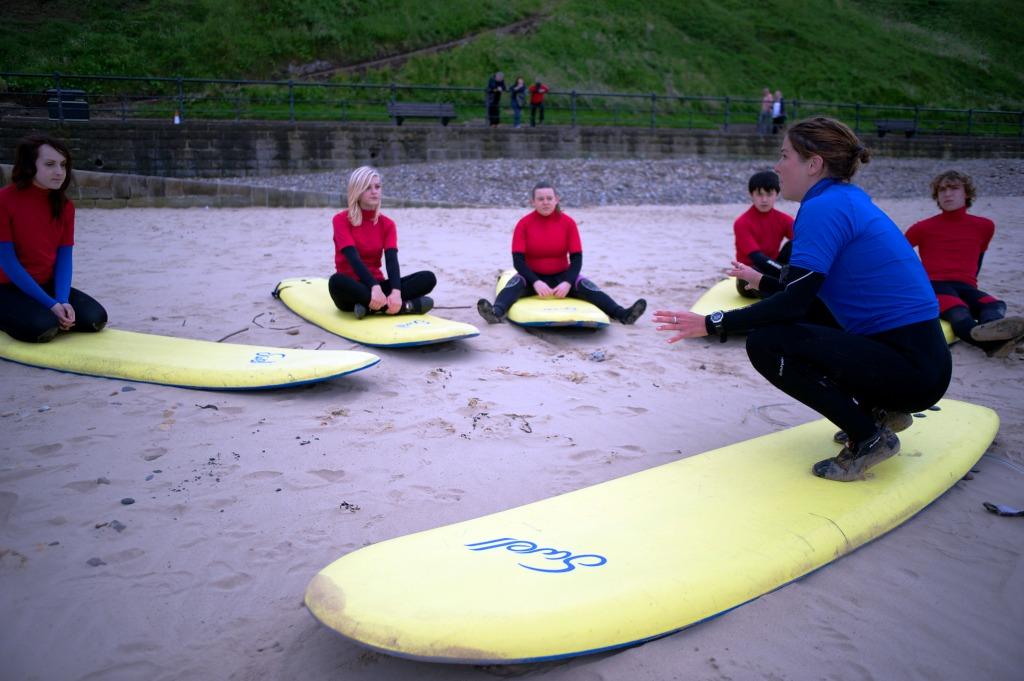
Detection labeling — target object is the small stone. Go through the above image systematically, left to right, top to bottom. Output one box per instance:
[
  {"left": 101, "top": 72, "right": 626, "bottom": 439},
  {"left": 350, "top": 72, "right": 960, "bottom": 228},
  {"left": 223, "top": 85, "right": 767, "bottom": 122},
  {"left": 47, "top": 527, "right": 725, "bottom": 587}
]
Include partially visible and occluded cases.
[
  {"left": 285, "top": 328, "right": 299, "bottom": 335},
  {"left": 588, "top": 350, "right": 606, "bottom": 362},
  {"left": 121, "top": 386, "right": 137, "bottom": 392},
  {"left": 38, "top": 405, "right": 50, "bottom": 412},
  {"left": 145, "top": 474, "right": 154, "bottom": 481},
  {"left": 97, "top": 477, "right": 111, "bottom": 485},
  {"left": 120, "top": 497, "right": 135, "bottom": 505},
  {"left": 110, "top": 520, "right": 127, "bottom": 532},
  {"left": 48, "top": 541, "right": 60, "bottom": 546},
  {"left": 86, "top": 557, "right": 106, "bottom": 567}
]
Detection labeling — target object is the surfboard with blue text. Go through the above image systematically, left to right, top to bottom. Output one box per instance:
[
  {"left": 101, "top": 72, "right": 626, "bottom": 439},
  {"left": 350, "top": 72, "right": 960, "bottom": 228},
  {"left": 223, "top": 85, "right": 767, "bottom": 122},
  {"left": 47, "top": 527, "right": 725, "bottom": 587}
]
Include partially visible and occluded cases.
[
  {"left": 497, "top": 270, "right": 610, "bottom": 328},
  {"left": 274, "top": 277, "right": 478, "bottom": 348},
  {"left": 691, "top": 278, "right": 956, "bottom": 343},
  {"left": 0, "top": 329, "right": 379, "bottom": 390},
  {"left": 305, "top": 399, "right": 996, "bottom": 663}
]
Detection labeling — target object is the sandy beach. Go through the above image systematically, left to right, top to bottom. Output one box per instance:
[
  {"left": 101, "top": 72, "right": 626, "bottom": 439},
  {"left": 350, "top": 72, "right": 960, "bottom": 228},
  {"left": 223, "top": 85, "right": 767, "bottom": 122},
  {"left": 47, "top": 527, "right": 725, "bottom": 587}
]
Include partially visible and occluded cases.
[{"left": 2, "top": 196, "right": 1022, "bottom": 681}]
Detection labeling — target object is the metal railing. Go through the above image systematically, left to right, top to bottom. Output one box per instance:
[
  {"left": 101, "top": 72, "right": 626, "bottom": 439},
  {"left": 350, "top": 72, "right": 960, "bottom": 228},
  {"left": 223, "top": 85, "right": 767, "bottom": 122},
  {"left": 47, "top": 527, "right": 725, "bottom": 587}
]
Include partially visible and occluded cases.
[{"left": 2, "top": 71, "right": 1022, "bottom": 137}]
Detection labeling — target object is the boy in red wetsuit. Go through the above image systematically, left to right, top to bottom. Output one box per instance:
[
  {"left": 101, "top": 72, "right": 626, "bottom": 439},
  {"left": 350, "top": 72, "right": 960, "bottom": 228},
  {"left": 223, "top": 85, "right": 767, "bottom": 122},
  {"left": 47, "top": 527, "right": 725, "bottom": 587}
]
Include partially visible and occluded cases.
[
  {"left": 528, "top": 80, "right": 549, "bottom": 127},
  {"left": 731, "top": 170, "right": 794, "bottom": 298},
  {"left": 905, "top": 170, "right": 1023, "bottom": 357}
]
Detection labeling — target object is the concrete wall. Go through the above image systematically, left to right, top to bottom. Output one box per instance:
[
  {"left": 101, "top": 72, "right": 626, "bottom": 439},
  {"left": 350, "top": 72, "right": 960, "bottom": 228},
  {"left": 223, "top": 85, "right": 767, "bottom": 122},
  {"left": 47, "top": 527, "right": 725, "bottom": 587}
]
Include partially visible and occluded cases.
[{"left": 2, "top": 117, "right": 1022, "bottom": 180}]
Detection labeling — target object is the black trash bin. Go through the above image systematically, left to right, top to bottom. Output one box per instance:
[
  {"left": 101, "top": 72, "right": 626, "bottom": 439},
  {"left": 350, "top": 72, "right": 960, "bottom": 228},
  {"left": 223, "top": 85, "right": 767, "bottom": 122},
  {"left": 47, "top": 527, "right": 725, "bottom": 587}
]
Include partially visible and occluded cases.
[{"left": 46, "top": 89, "right": 89, "bottom": 121}]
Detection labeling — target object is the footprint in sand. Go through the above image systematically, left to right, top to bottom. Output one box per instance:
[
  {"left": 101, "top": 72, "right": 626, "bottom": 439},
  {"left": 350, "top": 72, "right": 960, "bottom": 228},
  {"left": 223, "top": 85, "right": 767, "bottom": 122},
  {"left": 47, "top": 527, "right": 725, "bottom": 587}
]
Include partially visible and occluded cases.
[
  {"left": 571, "top": 405, "right": 601, "bottom": 415},
  {"left": 29, "top": 443, "right": 63, "bottom": 457},
  {"left": 308, "top": 469, "right": 347, "bottom": 483},
  {"left": 243, "top": 471, "right": 283, "bottom": 481},
  {"left": 63, "top": 479, "right": 107, "bottom": 493},
  {"left": 0, "top": 491, "right": 17, "bottom": 525}
]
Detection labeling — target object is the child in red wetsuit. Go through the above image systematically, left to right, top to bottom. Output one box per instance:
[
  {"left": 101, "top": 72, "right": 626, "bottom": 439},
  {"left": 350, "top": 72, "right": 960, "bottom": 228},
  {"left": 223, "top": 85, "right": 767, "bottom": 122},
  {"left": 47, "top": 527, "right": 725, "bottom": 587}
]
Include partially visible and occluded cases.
[
  {"left": 0, "top": 135, "right": 106, "bottom": 343},
  {"left": 326, "top": 166, "right": 436, "bottom": 319},
  {"left": 731, "top": 170, "right": 794, "bottom": 298},
  {"left": 905, "top": 170, "right": 1023, "bottom": 357},
  {"left": 476, "top": 182, "right": 645, "bottom": 325}
]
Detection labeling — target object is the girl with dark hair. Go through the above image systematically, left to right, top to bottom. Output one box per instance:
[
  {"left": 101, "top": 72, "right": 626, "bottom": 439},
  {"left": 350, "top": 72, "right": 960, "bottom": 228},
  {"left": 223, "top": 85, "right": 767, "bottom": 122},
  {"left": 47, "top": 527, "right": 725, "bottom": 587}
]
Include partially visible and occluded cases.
[
  {"left": 654, "top": 117, "right": 950, "bottom": 482},
  {"left": 0, "top": 135, "right": 107, "bottom": 343},
  {"left": 477, "top": 182, "right": 646, "bottom": 325}
]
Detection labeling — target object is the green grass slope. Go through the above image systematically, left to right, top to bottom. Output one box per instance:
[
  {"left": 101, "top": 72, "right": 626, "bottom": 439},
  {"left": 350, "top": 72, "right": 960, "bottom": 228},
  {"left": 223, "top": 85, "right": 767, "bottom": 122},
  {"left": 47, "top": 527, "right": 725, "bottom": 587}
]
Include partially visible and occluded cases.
[{"left": 2, "top": 0, "right": 1021, "bottom": 108}]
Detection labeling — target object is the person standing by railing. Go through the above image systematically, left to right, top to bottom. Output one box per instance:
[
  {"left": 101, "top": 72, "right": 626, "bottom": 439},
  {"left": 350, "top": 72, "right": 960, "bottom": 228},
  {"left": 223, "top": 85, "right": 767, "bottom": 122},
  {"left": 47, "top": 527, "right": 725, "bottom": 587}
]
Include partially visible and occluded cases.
[
  {"left": 486, "top": 71, "right": 506, "bottom": 127},
  {"left": 510, "top": 77, "right": 526, "bottom": 129},
  {"left": 529, "top": 79, "right": 549, "bottom": 127},
  {"left": 757, "top": 87, "right": 773, "bottom": 135}
]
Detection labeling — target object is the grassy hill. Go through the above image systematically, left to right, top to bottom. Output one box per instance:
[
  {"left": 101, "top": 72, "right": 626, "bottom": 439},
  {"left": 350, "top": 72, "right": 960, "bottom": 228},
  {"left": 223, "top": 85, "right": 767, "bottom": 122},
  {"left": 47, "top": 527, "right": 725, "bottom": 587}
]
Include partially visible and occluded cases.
[{"left": 2, "top": 0, "right": 1022, "bottom": 108}]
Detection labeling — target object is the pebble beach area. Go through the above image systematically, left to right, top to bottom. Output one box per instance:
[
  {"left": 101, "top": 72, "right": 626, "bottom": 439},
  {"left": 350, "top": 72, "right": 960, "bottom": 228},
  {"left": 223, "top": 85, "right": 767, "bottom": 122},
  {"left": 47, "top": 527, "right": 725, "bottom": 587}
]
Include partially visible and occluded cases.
[{"left": 223, "top": 156, "right": 1024, "bottom": 207}]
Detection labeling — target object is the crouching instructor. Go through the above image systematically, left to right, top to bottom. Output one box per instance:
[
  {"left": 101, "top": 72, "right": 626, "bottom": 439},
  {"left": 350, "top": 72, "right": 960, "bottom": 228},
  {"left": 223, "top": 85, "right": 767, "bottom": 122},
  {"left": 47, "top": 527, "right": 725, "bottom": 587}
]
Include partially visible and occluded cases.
[{"left": 655, "top": 117, "right": 950, "bottom": 482}]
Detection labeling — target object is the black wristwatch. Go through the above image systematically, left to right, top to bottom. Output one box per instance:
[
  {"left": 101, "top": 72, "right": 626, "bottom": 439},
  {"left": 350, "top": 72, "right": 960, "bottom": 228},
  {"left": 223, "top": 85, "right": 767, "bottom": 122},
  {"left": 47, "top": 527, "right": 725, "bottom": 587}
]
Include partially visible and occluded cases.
[{"left": 708, "top": 310, "right": 727, "bottom": 343}]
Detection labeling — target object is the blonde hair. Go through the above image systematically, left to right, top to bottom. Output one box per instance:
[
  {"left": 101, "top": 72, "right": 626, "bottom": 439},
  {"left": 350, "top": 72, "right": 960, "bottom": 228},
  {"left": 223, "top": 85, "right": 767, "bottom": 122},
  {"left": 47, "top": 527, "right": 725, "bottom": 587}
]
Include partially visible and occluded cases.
[{"left": 346, "top": 166, "right": 381, "bottom": 226}]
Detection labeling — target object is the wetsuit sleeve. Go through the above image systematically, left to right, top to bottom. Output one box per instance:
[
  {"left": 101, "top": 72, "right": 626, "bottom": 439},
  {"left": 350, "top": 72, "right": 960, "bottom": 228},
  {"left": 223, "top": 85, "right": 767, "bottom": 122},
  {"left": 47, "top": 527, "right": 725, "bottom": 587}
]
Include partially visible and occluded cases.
[
  {"left": 733, "top": 216, "right": 760, "bottom": 263},
  {"left": 904, "top": 222, "right": 921, "bottom": 247},
  {"left": 0, "top": 242, "right": 58, "bottom": 308},
  {"left": 54, "top": 245, "right": 73, "bottom": 304},
  {"left": 340, "top": 246, "right": 379, "bottom": 288},
  {"left": 384, "top": 248, "right": 401, "bottom": 290},
  {"left": 748, "top": 250, "right": 783, "bottom": 275},
  {"left": 512, "top": 252, "right": 540, "bottom": 285},
  {"left": 565, "top": 252, "right": 582, "bottom": 285},
  {"left": 706, "top": 265, "right": 826, "bottom": 335},
  {"left": 756, "top": 273, "right": 783, "bottom": 296}
]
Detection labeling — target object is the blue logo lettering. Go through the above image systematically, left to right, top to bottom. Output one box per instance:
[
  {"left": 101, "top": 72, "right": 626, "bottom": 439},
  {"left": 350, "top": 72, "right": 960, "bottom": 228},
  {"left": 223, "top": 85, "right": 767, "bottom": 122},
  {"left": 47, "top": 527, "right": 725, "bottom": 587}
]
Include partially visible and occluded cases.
[
  {"left": 250, "top": 351, "right": 286, "bottom": 364},
  {"left": 465, "top": 537, "right": 607, "bottom": 573}
]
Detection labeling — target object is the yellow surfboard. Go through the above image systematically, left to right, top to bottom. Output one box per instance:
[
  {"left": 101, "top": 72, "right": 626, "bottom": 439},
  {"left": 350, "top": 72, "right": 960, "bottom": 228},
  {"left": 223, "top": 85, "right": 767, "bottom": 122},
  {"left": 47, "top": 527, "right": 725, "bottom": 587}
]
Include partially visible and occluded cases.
[
  {"left": 497, "top": 270, "right": 610, "bottom": 328},
  {"left": 273, "top": 278, "right": 479, "bottom": 347},
  {"left": 691, "top": 278, "right": 956, "bottom": 343},
  {"left": 0, "top": 329, "right": 379, "bottom": 390},
  {"left": 306, "top": 399, "right": 997, "bottom": 663}
]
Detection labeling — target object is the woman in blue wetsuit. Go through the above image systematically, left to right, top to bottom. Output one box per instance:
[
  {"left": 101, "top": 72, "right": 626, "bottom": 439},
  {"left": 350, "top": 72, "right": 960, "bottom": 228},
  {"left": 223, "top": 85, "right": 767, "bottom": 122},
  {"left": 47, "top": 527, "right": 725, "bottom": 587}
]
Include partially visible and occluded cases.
[{"left": 654, "top": 117, "right": 951, "bottom": 482}]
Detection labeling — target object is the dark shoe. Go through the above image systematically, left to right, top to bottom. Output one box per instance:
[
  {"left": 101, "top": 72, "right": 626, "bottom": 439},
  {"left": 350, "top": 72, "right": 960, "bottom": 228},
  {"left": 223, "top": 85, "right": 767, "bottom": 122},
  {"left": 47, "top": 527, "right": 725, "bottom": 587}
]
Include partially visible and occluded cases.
[
  {"left": 402, "top": 296, "right": 434, "bottom": 315},
  {"left": 477, "top": 298, "right": 504, "bottom": 324},
  {"left": 619, "top": 299, "right": 647, "bottom": 325},
  {"left": 352, "top": 303, "right": 368, "bottom": 320},
  {"left": 970, "top": 316, "right": 1024, "bottom": 342},
  {"left": 833, "top": 408, "right": 914, "bottom": 444},
  {"left": 814, "top": 428, "right": 900, "bottom": 482}
]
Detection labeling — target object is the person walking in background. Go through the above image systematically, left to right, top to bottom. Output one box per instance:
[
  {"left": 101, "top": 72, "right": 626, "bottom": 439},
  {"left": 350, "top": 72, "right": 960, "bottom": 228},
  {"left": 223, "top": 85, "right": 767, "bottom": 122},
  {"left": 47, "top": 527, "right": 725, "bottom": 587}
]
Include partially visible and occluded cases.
[
  {"left": 486, "top": 71, "right": 506, "bottom": 127},
  {"left": 510, "top": 77, "right": 526, "bottom": 129},
  {"left": 529, "top": 79, "right": 549, "bottom": 127},
  {"left": 757, "top": 87, "right": 773, "bottom": 135},
  {"left": 772, "top": 90, "right": 787, "bottom": 133}
]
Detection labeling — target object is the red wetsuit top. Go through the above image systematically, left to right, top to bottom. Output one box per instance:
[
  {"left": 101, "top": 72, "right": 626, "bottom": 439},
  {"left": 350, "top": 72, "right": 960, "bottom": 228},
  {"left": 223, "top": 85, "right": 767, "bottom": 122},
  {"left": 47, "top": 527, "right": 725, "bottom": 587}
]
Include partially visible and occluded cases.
[
  {"left": 528, "top": 84, "right": 549, "bottom": 104},
  {"left": 0, "top": 183, "right": 74, "bottom": 284},
  {"left": 732, "top": 205, "right": 793, "bottom": 266},
  {"left": 905, "top": 207, "right": 994, "bottom": 288},
  {"left": 332, "top": 208, "right": 397, "bottom": 281},
  {"left": 511, "top": 210, "right": 582, "bottom": 275}
]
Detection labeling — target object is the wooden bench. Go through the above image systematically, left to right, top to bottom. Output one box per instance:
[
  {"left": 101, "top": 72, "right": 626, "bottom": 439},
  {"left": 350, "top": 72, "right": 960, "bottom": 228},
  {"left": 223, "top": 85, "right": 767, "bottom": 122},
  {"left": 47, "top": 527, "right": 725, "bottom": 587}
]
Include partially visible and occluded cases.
[
  {"left": 386, "top": 102, "right": 456, "bottom": 126},
  {"left": 875, "top": 119, "right": 917, "bottom": 138}
]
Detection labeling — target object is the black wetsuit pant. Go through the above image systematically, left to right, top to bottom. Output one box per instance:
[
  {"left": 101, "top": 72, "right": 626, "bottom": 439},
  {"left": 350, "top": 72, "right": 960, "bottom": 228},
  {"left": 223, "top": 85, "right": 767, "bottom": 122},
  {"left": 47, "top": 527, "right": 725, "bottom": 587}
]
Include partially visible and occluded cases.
[
  {"left": 328, "top": 271, "right": 436, "bottom": 311},
  {"left": 493, "top": 271, "right": 626, "bottom": 321},
  {"left": 932, "top": 279, "right": 1006, "bottom": 352},
  {"left": 0, "top": 282, "right": 107, "bottom": 343},
  {"left": 746, "top": 318, "right": 951, "bottom": 444}
]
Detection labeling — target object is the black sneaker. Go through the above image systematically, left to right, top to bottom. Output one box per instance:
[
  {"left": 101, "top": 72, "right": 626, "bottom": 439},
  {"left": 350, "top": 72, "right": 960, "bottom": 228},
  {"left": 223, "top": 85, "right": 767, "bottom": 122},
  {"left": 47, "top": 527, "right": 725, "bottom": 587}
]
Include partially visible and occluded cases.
[
  {"left": 402, "top": 296, "right": 434, "bottom": 315},
  {"left": 477, "top": 299, "right": 504, "bottom": 324},
  {"left": 619, "top": 299, "right": 647, "bottom": 325},
  {"left": 352, "top": 303, "right": 368, "bottom": 320},
  {"left": 833, "top": 408, "right": 914, "bottom": 444},
  {"left": 814, "top": 428, "right": 900, "bottom": 482}
]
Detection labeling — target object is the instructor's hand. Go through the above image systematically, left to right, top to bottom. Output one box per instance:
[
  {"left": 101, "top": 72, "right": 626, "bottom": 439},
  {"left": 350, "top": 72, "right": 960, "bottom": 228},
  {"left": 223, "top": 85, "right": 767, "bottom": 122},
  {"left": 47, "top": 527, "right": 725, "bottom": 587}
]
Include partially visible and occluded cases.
[
  {"left": 533, "top": 280, "right": 555, "bottom": 297},
  {"left": 369, "top": 285, "right": 388, "bottom": 311},
  {"left": 385, "top": 289, "right": 403, "bottom": 315},
  {"left": 50, "top": 302, "right": 75, "bottom": 330},
  {"left": 653, "top": 310, "right": 708, "bottom": 344}
]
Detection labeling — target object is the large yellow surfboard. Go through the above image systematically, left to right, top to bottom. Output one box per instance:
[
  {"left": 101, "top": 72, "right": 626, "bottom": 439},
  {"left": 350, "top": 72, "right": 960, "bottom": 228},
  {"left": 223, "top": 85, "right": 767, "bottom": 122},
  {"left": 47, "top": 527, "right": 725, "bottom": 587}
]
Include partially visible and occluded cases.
[
  {"left": 497, "top": 270, "right": 610, "bottom": 328},
  {"left": 274, "top": 278, "right": 479, "bottom": 347},
  {"left": 691, "top": 278, "right": 956, "bottom": 344},
  {"left": 0, "top": 329, "right": 379, "bottom": 390},
  {"left": 306, "top": 399, "right": 997, "bottom": 663}
]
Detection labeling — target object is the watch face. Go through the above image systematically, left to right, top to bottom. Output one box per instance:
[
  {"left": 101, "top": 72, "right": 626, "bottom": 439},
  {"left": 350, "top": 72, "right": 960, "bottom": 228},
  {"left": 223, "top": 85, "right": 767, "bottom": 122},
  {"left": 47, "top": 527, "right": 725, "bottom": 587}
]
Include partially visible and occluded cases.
[{"left": 710, "top": 310, "right": 724, "bottom": 323}]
